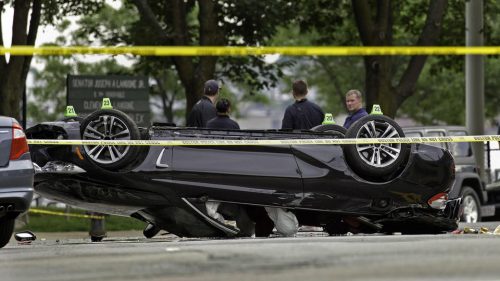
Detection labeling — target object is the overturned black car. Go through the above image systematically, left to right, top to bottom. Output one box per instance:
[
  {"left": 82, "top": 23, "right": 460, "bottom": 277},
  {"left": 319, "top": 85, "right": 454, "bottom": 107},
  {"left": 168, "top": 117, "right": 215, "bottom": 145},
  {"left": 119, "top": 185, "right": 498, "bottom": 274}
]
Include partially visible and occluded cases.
[{"left": 27, "top": 109, "right": 461, "bottom": 238}]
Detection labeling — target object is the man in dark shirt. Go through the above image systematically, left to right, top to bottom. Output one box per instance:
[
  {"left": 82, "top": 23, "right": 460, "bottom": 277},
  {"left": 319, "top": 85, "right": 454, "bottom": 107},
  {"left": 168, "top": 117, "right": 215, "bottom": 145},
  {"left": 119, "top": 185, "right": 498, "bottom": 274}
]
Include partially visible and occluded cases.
[
  {"left": 186, "top": 79, "right": 219, "bottom": 127},
  {"left": 281, "top": 80, "right": 324, "bottom": 130},
  {"left": 343, "top": 89, "right": 368, "bottom": 129},
  {"left": 206, "top": 98, "right": 240, "bottom": 129}
]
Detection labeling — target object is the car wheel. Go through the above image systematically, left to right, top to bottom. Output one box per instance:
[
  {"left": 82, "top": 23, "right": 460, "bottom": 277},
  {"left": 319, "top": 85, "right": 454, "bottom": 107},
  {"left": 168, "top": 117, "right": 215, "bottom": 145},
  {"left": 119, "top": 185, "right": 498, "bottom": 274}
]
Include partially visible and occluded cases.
[
  {"left": 80, "top": 109, "right": 141, "bottom": 170},
  {"left": 343, "top": 115, "right": 410, "bottom": 180},
  {"left": 311, "top": 124, "right": 346, "bottom": 138},
  {"left": 461, "top": 186, "right": 481, "bottom": 223},
  {"left": 0, "top": 218, "right": 15, "bottom": 248},
  {"left": 143, "top": 223, "right": 161, "bottom": 238},
  {"left": 90, "top": 236, "right": 104, "bottom": 242}
]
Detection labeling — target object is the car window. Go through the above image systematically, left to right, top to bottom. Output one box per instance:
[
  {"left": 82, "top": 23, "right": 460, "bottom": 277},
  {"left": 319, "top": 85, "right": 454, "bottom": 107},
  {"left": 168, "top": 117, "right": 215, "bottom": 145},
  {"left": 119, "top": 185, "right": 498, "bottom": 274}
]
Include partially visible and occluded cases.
[
  {"left": 403, "top": 130, "right": 447, "bottom": 148},
  {"left": 448, "top": 130, "right": 472, "bottom": 157},
  {"left": 404, "top": 131, "right": 421, "bottom": 138},
  {"left": 425, "top": 131, "right": 446, "bottom": 149}
]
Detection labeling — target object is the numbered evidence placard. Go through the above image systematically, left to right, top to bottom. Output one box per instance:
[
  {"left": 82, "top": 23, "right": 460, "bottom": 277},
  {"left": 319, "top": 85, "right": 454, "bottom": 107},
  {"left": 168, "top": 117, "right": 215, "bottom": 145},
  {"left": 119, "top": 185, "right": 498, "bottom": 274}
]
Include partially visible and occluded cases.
[{"left": 67, "top": 75, "right": 150, "bottom": 127}]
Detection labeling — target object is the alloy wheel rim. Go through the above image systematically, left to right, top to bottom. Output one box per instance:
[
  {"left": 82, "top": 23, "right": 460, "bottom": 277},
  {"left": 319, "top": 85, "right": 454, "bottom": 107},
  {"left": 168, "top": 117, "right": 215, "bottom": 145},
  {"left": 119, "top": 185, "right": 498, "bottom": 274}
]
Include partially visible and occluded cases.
[
  {"left": 82, "top": 114, "right": 131, "bottom": 164},
  {"left": 355, "top": 120, "right": 401, "bottom": 168},
  {"left": 462, "top": 195, "right": 478, "bottom": 223}
]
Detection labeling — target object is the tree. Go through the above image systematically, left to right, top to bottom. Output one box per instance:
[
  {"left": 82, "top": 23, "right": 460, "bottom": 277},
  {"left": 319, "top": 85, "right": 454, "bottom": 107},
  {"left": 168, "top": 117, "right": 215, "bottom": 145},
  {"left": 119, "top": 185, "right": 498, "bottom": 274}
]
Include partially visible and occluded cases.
[
  {"left": 0, "top": 0, "right": 103, "bottom": 119},
  {"left": 0, "top": 0, "right": 41, "bottom": 119},
  {"left": 128, "top": 0, "right": 296, "bottom": 120},
  {"left": 297, "top": 0, "right": 449, "bottom": 118},
  {"left": 352, "top": 0, "right": 448, "bottom": 117},
  {"left": 72, "top": 2, "right": 187, "bottom": 124},
  {"left": 28, "top": 19, "right": 131, "bottom": 122},
  {"left": 29, "top": 55, "right": 131, "bottom": 122},
  {"left": 401, "top": 56, "right": 500, "bottom": 125}
]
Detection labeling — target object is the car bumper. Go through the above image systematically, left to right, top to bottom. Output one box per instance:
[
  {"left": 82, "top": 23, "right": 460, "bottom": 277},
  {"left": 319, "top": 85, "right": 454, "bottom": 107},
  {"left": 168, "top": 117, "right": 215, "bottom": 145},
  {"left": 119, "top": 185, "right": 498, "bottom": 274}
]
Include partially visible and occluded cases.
[{"left": 0, "top": 159, "right": 34, "bottom": 214}]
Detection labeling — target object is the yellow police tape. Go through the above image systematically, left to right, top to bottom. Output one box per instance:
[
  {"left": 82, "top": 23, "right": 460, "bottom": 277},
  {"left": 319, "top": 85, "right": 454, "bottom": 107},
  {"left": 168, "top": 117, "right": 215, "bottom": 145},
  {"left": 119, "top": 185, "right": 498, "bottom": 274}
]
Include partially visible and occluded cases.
[
  {"left": 2, "top": 46, "right": 500, "bottom": 56},
  {"left": 26, "top": 135, "right": 500, "bottom": 146},
  {"left": 29, "top": 208, "right": 105, "bottom": 220}
]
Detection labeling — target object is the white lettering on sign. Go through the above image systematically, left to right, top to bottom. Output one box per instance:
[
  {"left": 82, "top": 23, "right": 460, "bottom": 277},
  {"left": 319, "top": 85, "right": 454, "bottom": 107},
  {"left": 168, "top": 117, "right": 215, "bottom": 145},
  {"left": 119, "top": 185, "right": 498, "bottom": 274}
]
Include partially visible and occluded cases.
[
  {"left": 72, "top": 79, "right": 94, "bottom": 88},
  {"left": 93, "top": 79, "right": 141, "bottom": 89},
  {"left": 94, "top": 79, "right": 112, "bottom": 88},
  {"left": 115, "top": 79, "right": 137, "bottom": 89},
  {"left": 105, "top": 91, "right": 125, "bottom": 98},
  {"left": 83, "top": 100, "right": 101, "bottom": 110},
  {"left": 116, "top": 101, "right": 135, "bottom": 110}
]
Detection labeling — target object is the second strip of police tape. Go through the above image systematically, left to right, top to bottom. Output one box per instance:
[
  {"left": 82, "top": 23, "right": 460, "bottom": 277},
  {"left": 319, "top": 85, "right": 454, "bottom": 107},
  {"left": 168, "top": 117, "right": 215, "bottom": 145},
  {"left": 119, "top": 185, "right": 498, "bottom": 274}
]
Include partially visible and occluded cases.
[
  {"left": 26, "top": 135, "right": 500, "bottom": 146},
  {"left": 29, "top": 208, "right": 105, "bottom": 220}
]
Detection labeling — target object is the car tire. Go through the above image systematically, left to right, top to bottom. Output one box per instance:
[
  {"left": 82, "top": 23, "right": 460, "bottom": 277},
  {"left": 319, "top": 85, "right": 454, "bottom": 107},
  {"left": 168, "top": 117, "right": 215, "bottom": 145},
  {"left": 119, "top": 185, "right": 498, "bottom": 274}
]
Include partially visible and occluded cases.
[
  {"left": 80, "top": 109, "right": 141, "bottom": 170},
  {"left": 343, "top": 115, "right": 410, "bottom": 181},
  {"left": 311, "top": 124, "right": 347, "bottom": 138},
  {"left": 460, "top": 186, "right": 481, "bottom": 223},
  {"left": 0, "top": 218, "right": 15, "bottom": 248},
  {"left": 143, "top": 223, "right": 161, "bottom": 238},
  {"left": 90, "top": 236, "right": 104, "bottom": 242}
]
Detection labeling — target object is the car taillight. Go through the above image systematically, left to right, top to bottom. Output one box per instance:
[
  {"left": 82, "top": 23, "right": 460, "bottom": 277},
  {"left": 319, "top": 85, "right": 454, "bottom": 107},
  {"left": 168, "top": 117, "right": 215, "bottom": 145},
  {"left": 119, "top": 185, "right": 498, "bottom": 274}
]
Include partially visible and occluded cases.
[
  {"left": 10, "top": 122, "right": 29, "bottom": 160},
  {"left": 428, "top": 192, "right": 448, "bottom": 210}
]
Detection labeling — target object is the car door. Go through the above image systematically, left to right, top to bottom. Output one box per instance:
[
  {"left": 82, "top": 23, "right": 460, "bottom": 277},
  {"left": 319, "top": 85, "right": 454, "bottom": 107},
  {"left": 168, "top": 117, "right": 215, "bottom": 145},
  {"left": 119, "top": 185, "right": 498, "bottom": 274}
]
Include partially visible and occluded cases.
[
  {"left": 170, "top": 144, "right": 303, "bottom": 207},
  {"left": 291, "top": 144, "right": 377, "bottom": 211}
]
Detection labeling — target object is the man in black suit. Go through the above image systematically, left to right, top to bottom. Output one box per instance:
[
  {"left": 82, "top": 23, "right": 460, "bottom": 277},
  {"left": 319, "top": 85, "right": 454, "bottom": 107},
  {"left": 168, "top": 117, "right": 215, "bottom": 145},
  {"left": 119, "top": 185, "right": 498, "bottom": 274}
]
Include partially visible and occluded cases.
[
  {"left": 186, "top": 79, "right": 220, "bottom": 127},
  {"left": 281, "top": 80, "right": 324, "bottom": 130}
]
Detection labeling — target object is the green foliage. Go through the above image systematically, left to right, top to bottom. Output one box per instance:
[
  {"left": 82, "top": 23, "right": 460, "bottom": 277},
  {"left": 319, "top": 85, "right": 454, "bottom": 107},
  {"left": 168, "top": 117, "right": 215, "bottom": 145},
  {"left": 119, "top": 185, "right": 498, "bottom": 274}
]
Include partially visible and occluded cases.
[
  {"left": 40, "top": 0, "right": 105, "bottom": 26},
  {"left": 218, "top": 0, "right": 298, "bottom": 45},
  {"left": 294, "top": 0, "right": 500, "bottom": 121},
  {"left": 297, "top": 0, "right": 356, "bottom": 46},
  {"left": 66, "top": 1, "right": 300, "bottom": 118},
  {"left": 73, "top": 3, "right": 139, "bottom": 46},
  {"left": 28, "top": 6, "right": 133, "bottom": 123},
  {"left": 29, "top": 45, "right": 132, "bottom": 122},
  {"left": 29, "top": 56, "right": 72, "bottom": 122},
  {"left": 401, "top": 56, "right": 500, "bottom": 125},
  {"left": 400, "top": 58, "right": 465, "bottom": 125}
]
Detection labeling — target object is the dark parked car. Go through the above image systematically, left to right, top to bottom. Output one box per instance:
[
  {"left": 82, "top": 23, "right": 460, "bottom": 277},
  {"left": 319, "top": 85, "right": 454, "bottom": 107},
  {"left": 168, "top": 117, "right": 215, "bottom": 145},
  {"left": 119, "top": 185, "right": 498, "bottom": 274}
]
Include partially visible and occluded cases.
[
  {"left": 27, "top": 109, "right": 461, "bottom": 238},
  {"left": 0, "top": 116, "right": 34, "bottom": 248},
  {"left": 403, "top": 126, "right": 491, "bottom": 223}
]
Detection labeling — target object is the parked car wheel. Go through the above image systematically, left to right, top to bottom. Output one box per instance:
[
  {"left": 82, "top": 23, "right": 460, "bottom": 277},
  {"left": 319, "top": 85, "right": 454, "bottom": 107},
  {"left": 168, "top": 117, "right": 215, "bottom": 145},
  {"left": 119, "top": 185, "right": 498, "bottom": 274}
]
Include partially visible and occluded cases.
[
  {"left": 80, "top": 109, "right": 141, "bottom": 170},
  {"left": 343, "top": 115, "right": 410, "bottom": 181},
  {"left": 311, "top": 124, "right": 346, "bottom": 137},
  {"left": 461, "top": 186, "right": 481, "bottom": 223},
  {"left": 0, "top": 218, "right": 15, "bottom": 248},
  {"left": 90, "top": 236, "right": 104, "bottom": 242}
]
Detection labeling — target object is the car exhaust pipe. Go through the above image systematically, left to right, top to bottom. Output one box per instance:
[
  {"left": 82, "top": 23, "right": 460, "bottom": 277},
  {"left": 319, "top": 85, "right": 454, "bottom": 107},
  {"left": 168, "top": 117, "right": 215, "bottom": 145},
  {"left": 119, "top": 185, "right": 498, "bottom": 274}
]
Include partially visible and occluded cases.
[
  {"left": 0, "top": 205, "right": 4, "bottom": 213},
  {"left": 6, "top": 205, "right": 14, "bottom": 212}
]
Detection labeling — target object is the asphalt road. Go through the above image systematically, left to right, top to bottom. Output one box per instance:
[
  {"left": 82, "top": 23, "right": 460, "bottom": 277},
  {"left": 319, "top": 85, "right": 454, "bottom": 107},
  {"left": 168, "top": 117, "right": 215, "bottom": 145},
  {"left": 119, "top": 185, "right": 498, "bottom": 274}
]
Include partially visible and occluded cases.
[{"left": 2, "top": 223, "right": 500, "bottom": 281}]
